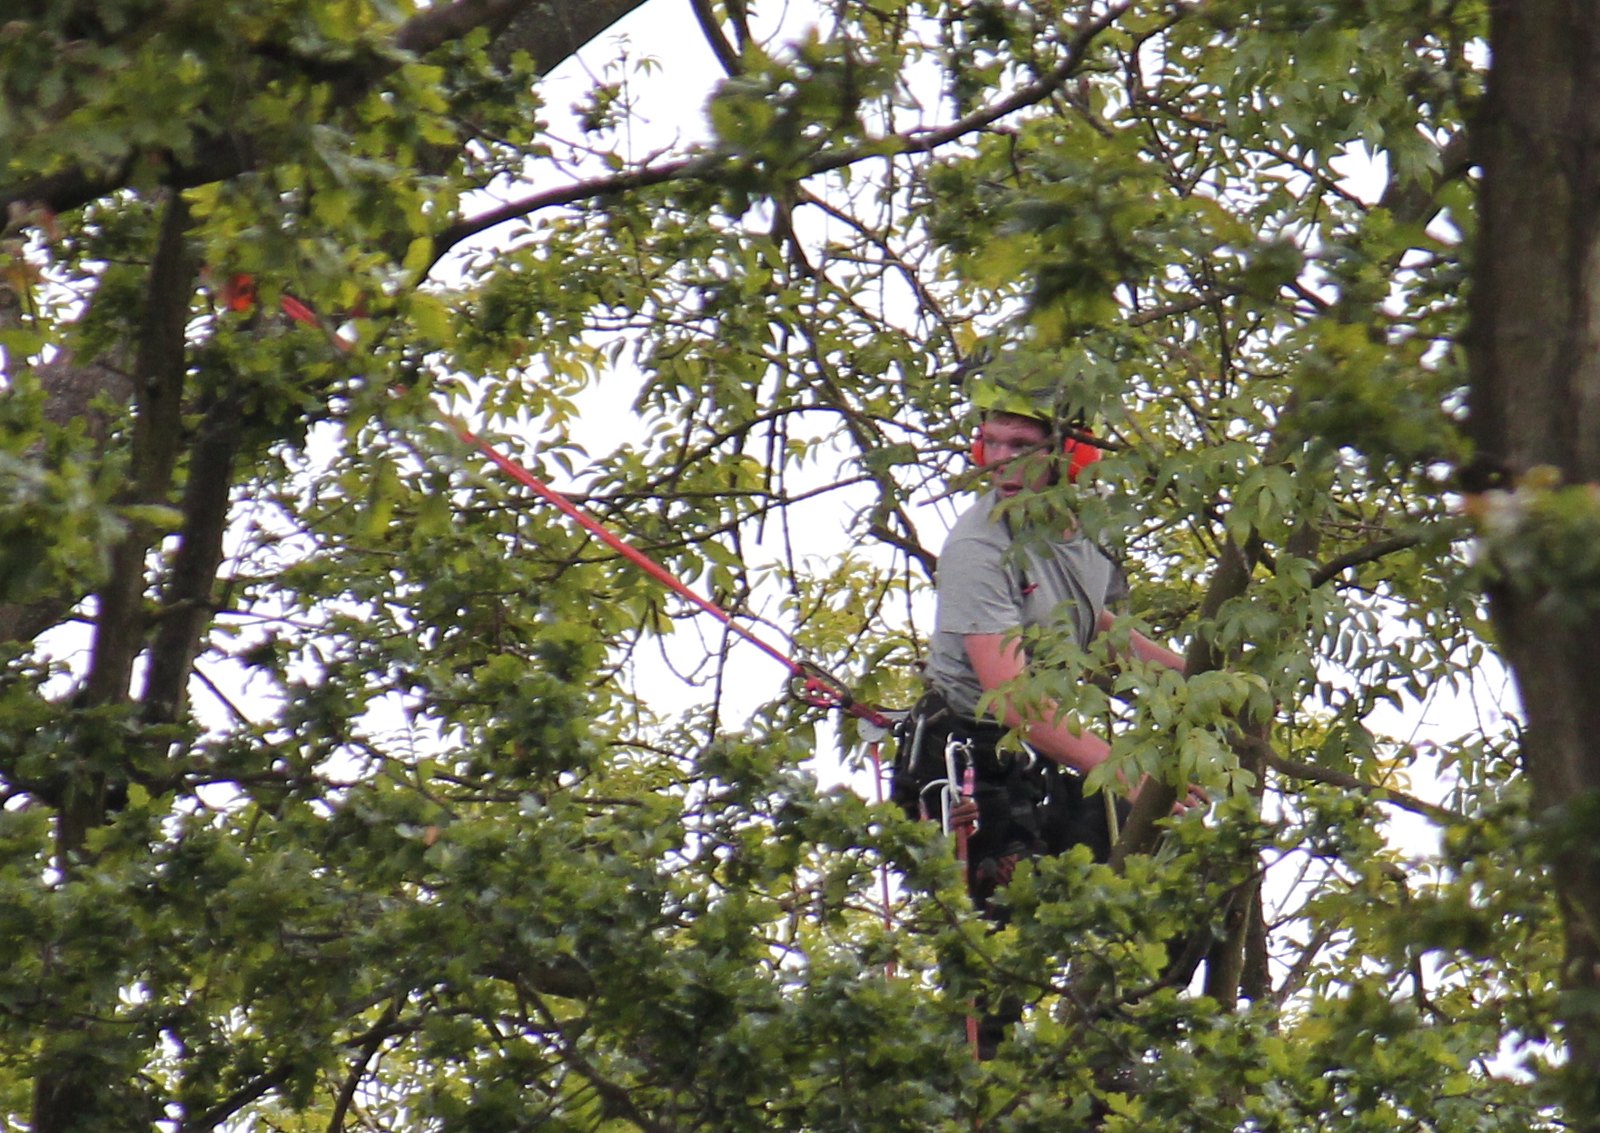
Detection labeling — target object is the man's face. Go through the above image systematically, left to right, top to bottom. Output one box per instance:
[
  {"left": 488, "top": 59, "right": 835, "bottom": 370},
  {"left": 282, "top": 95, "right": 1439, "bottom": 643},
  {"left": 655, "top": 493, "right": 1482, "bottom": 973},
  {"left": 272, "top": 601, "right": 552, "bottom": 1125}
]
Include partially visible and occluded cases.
[{"left": 977, "top": 413, "right": 1054, "bottom": 498}]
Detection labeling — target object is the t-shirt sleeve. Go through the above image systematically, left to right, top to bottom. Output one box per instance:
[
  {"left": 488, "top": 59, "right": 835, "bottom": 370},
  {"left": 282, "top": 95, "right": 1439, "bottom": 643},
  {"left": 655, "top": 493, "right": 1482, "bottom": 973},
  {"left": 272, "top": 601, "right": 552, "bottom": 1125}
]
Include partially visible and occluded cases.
[
  {"left": 934, "top": 533, "right": 1021, "bottom": 636},
  {"left": 1104, "top": 555, "right": 1131, "bottom": 610}
]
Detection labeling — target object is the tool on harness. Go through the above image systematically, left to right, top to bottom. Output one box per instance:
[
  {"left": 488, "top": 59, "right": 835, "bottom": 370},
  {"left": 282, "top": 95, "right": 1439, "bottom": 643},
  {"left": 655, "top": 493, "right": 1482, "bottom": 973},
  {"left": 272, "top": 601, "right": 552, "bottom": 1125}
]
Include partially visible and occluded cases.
[
  {"left": 936, "top": 735, "right": 974, "bottom": 835},
  {"left": 950, "top": 749, "right": 985, "bottom": 1064}
]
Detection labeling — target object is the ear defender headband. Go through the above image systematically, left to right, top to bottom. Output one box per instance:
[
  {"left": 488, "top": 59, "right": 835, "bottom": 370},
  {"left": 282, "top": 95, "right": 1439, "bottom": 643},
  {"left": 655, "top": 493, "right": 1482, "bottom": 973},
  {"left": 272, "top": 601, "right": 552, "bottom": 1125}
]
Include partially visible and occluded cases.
[
  {"left": 958, "top": 344, "right": 1104, "bottom": 482},
  {"left": 970, "top": 430, "right": 1102, "bottom": 483}
]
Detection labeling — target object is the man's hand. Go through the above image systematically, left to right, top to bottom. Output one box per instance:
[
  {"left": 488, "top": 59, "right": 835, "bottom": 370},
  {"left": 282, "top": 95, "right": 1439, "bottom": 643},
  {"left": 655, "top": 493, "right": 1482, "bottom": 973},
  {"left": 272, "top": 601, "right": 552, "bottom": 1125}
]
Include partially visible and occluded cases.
[
  {"left": 1132, "top": 777, "right": 1209, "bottom": 816},
  {"left": 948, "top": 797, "right": 980, "bottom": 835}
]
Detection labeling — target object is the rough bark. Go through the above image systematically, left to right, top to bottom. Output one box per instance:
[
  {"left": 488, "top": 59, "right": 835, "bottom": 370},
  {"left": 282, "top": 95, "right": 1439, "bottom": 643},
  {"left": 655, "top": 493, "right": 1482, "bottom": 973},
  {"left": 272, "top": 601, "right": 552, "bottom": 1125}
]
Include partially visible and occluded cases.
[
  {"left": 1469, "top": 3, "right": 1600, "bottom": 1127},
  {"left": 33, "top": 189, "right": 198, "bottom": 1133},
  {"left": 78, "top": 192, "right": 196, "bottom": 715},
  {"left": 141, "top": 385, "right": 247, "bottom": 725},
  {"left": 1110, "top": 536, "right": 1256, "bottom": 871}
]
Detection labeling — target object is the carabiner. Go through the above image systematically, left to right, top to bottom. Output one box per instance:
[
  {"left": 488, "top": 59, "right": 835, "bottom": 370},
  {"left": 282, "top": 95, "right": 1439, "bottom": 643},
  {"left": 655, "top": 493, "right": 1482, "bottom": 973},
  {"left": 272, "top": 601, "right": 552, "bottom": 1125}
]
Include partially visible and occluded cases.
[{"left": 941, "top": 734, "right": 974, "bottom": 836}]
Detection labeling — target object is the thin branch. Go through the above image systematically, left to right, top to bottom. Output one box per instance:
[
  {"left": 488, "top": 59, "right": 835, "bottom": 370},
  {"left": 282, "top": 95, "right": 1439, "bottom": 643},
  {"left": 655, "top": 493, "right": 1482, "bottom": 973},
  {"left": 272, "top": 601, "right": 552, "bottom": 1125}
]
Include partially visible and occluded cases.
[
  {"left": 433, "top": 0, "right": 1143, "bottom": 257},
  {"left": 795, "top": 185, "right": 957, "bottom": 339},
  {"left": 1127, "top": 286, "right": 1241, "bottom": 327},
  {"left": 867, "top": 521, "right": 938, "bottom": 581},
  {"left": 1309, "top": 532, "right": 1426, "bottom": 588},
  {"left": 1249, "top": 736, "right": 1462, "bottom": 824},
  {"left": 1271, "top": 915, "right": 1344, "bottom": 1007},
  {"left": 519, "top": 985, "right": 672, "bottom": 1133},
  {"left": 325, "top": 1001, "right": 400, "bottom": 1133},
  {"left": 180, "top": 1066, "right": 297, "bottom": 1133}
]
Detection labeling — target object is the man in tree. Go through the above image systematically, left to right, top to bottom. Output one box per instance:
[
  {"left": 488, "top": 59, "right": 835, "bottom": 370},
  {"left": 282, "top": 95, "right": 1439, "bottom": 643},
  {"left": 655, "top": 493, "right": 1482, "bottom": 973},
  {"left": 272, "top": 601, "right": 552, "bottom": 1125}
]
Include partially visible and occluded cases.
[
  {"left": 893, "top": 351, "right": 1200, "bottom": 1060},
  {"left": 897, "top": 353, "right": 1193, "bottom": 910}
]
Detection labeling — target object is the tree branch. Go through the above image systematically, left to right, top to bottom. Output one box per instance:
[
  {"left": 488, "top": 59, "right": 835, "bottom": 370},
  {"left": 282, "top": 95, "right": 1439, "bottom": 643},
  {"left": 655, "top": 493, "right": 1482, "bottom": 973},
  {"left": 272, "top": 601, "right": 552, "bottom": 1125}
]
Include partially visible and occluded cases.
[
  {"left": 2, "top": 0, "right": 654, "bottom": 217},
  {"left": 2, "top": 0, "right": 659, "bottom": 649},
  {"left": 393, "top": 0, "right": 535, "bottom": 57},
  {"left": 432, "top": 0, "right": 1141, "bottom": 256},
  {"left": 690, "top": 0, "right": 743, "bottom": 76},
  {"left": 1378, "top": 128, "right": 1474, "bottom": 231},
  {"left": 433, "top": 156, "right": 704, "bottom": 259},
  {"left": 80, "top": 191, "right": 196, "bottom": 710},
  {"left": 141, "top": 385, "right": 248, "bottom": 723},
  {"left": 867, "top": 521, "right": 939, "bottom": 582},
  {"left": 1309, "top": 532, "right": 1425, "bottom": 588},
  {"left": 1110, "top": 534, "right": 1256, "bottom": 869},
  {"left": 1248, "top": 735, "right": 1460, "bottom": 823},
  {"left": 521, "top": 984, "right": 671, "bottom": 1133},
  {"left": 325, "top": 1000, "right": 401, "bottom": 1133},
  {"left": 178, "top": 1065, "right": 298, "bottom": 1133}
]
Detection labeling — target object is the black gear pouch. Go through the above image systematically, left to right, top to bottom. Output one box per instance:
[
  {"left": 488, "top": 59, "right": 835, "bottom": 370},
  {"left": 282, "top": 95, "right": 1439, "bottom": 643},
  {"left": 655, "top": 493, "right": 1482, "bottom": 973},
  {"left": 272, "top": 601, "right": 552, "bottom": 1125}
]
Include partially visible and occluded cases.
[{"left": 1037, "top": 768, "right": 1129, "bottom": 865}]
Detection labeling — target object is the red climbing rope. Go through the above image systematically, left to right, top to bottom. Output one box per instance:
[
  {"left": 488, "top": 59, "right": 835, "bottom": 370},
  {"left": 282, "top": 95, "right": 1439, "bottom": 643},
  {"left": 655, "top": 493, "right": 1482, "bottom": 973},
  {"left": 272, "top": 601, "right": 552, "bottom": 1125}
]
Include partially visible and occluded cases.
[
  {"left": 244, "top": 280, "right": 909, "bottom": 985},
  {"left": 258, "top": 284, "right": 891, "bottom": 729},
  {"left": 447, "top": 413, "right": 891, "bottom": 727}
]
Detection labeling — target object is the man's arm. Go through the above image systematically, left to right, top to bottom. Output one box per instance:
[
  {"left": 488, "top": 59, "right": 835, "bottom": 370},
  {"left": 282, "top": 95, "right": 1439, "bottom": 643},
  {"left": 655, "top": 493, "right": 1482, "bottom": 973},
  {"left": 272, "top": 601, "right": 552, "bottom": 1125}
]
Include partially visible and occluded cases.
[
  {"left": 1094, "top": 609, "right": 1186, "bottom": 674},
  {"left": 965, "top": 629, "right": 1203, "bottom": 812},
  {"left": 963, "top": 632, "right": 1114, "bottom": 777}
]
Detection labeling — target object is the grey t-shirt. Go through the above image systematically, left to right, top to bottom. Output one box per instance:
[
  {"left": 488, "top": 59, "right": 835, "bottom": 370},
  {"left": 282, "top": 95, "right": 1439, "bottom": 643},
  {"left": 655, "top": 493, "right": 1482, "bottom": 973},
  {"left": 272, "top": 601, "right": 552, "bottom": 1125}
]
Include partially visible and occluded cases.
[{"left": 925, "top": 491, "right": 1128, "bottom": 719}]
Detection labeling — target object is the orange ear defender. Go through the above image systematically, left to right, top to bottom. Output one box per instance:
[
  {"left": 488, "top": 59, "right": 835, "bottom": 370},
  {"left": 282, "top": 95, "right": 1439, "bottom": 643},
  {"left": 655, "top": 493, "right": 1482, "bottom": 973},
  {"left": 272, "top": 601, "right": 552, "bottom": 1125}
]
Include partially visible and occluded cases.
[
  {"left": 970, "top": 432, "right": 1102, "bottom": 482},
  {"left": 1064, "top": 434, "right": 1101, "bottom": 482}
]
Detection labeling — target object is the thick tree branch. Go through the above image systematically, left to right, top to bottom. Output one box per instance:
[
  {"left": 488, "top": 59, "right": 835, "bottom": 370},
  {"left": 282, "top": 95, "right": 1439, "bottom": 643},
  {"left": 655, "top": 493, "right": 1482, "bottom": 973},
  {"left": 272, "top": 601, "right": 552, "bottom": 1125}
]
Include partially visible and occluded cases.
[
  {"left": 1, "top": 0, "right": 658, "bottom": 651},
  {"left": 2, "top": 0, "right": 653, "bottom": 218},
  {"left": 394, "top": 0, "right": 537, "bottom": 57},
  {"left": 484, "top": 0, "right": 652, "bottom": 73},
  {"left": 690, "top": 0, "right": 743, "bottom": 76},
  {"left": 1378, "top": 128, "right": 1474, "bottom": 231},
  {"left": 434, "top": 156, "right": 704, "bottom": 256},
  {"left": 80, "top": 192, "right": 196, "bottom": 711},
  {"left": 142, "top": 385, "right": 248, "bottom": 724},
  {"left": 1309, "top": 532, "right": 1426, "bottom": 588},
  {"left": 1110, "top": 535, "right": 1256, "bottom": 870},
  {"left": 1203, "top": 710, "right": 1270, "bottom": 1008},
  {"left": 325, "top": 1000, "right": 401, "bottom": 1133},
  {"left": 178, "top": 1066, "right": 298, "bottom": 1133}
]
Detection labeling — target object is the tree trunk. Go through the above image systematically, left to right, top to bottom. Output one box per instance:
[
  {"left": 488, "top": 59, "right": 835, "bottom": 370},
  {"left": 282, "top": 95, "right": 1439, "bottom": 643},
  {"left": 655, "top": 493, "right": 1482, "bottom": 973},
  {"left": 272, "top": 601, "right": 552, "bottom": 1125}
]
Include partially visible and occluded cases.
[
  {"left": 1469, "top": 4, "right": 1600, "bottom": 1127},
  {"left": 17, "top": 6, "right": 662, "bottom": 1129}
]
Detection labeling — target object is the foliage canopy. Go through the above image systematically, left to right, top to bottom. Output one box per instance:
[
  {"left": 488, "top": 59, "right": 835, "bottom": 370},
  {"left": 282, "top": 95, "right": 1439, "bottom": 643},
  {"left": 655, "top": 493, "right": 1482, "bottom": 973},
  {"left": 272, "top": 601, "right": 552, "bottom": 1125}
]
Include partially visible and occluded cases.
[{"left": 1, "top": 1, "right": 1586, "bottom": 1131}]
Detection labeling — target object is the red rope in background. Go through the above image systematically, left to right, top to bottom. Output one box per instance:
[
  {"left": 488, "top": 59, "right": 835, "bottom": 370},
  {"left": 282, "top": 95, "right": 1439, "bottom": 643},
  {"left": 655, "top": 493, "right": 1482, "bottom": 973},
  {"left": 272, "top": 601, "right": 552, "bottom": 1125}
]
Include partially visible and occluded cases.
[
  {"left": 258, "top": 281, "right": 909, "bottom": 985},
  {"left": 259, "top": 285, "right": 891, "bottom": 729}
]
